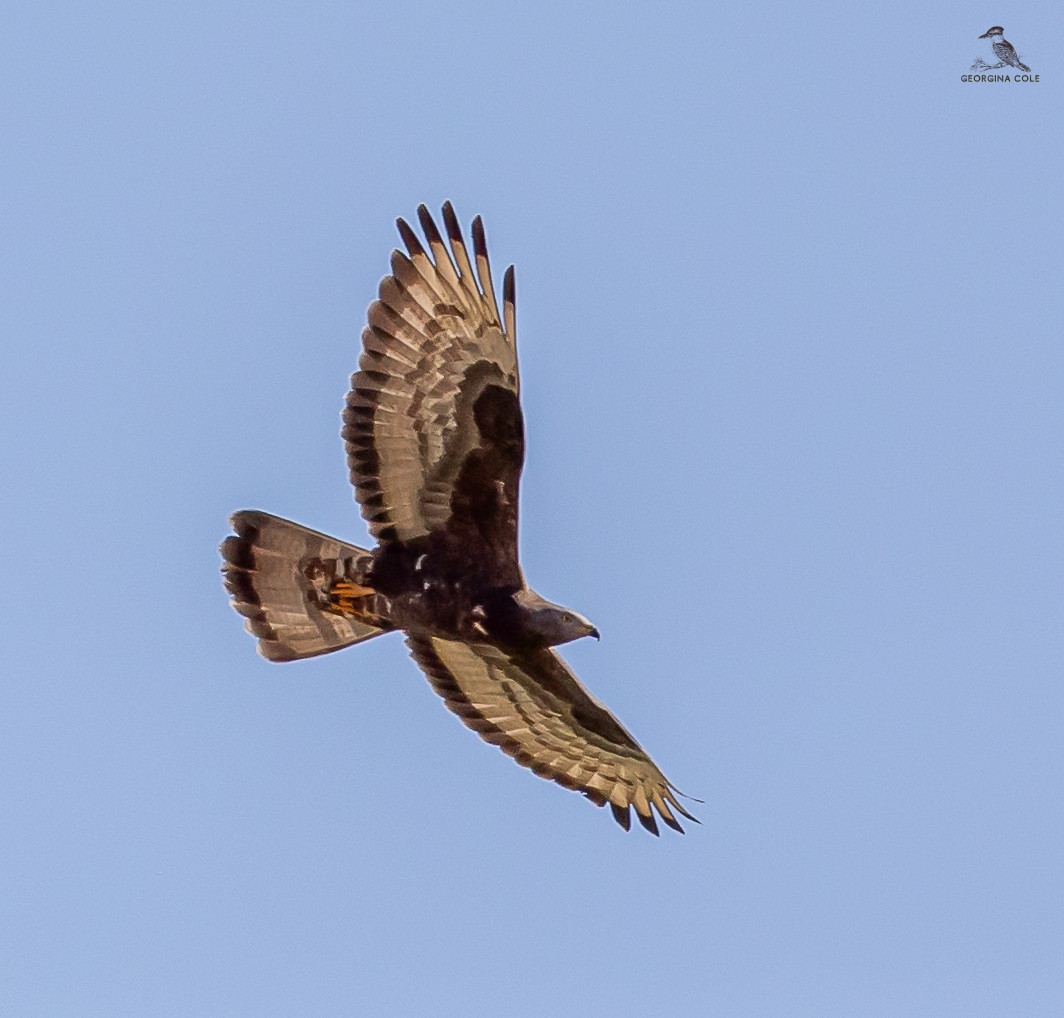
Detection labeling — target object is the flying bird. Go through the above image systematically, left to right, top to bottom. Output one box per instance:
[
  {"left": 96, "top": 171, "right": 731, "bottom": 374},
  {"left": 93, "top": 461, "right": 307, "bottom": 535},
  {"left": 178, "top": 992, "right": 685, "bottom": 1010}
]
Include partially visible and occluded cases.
[
  {"left": 978, "top": 26, "right": 1031, "bottom": 72},
  {"left": 221, "top": 203, "right": 697, "bottom": 835}
]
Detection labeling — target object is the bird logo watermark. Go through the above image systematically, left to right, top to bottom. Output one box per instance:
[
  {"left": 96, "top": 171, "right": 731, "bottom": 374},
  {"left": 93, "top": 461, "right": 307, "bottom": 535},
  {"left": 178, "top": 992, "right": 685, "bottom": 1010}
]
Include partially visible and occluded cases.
[{"left": 962, "top": 25, "right": 1039, "bottom": 82}]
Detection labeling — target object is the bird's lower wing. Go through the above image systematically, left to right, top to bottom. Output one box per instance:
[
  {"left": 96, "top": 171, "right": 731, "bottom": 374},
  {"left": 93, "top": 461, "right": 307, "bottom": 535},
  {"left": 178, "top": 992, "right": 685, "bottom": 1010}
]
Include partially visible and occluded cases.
[{"left": 407, "top": 635, "right": 698, "bottom": 835}]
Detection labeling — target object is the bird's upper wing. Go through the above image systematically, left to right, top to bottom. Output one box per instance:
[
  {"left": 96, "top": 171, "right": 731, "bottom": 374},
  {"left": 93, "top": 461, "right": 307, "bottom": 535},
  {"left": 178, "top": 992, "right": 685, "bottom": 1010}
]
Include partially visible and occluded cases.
[
  {"left": 343, "top": 203, "right": 521, "bottom": 576},
  {"left": 407, "top": 635, "right": 698, "bottom": 835}
]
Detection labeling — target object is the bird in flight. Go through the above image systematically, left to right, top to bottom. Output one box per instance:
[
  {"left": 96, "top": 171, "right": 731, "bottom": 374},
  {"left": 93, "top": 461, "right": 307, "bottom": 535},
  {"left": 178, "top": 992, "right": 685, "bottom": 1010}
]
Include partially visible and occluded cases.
[{"left": 221, "top": 203, "right": 697, "bottom": 835}]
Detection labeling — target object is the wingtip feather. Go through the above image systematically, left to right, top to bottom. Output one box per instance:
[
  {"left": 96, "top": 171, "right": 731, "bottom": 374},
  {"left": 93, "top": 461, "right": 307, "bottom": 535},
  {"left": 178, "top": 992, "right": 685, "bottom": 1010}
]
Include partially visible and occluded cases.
[
  {"left": 441, "top": 201, "right": 462, "bottom": 242},
  {"left": 417, "top": 204, "right": 445, "bottom": 248},
  {"left": 396, "top": 217, "right": 424, "bottom": 257},
  {"left": 503, "top": 265, "right": 516, "bottom": 339},
  {"left": 661, "top": 814, "right": 686, "bottom": 834}
]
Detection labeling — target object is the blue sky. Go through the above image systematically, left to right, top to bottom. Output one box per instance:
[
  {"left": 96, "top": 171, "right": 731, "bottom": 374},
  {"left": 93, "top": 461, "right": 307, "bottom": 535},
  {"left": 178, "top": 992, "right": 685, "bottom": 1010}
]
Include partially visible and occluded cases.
[{"left": 2, "top": 3, "right": 1062, "bottom": 1015}]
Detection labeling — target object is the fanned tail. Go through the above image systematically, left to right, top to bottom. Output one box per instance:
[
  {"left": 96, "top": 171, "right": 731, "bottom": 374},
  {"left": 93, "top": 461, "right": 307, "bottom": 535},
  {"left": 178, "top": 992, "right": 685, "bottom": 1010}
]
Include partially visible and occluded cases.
[{"left": 220, "top": 511, "right": 392, "bottom": 662}]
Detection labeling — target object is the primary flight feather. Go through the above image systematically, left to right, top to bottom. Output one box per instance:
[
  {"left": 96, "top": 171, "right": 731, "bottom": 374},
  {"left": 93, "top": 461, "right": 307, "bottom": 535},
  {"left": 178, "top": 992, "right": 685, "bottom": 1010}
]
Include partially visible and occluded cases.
[{"left": 221, "top": 203, "right": 696, "bottom": 835}]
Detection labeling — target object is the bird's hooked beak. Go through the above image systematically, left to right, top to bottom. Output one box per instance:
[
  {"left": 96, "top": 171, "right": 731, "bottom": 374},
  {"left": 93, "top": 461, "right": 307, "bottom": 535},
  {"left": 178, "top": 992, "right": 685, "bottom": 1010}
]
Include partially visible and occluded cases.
[{"left": 589, "top": 626, "right": 601, "bottom": 641}]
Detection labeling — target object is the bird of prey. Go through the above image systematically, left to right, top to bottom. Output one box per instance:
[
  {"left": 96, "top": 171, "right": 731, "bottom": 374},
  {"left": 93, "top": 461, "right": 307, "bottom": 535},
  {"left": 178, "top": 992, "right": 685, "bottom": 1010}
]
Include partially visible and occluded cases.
[
  {"left": 978, "top": 26, "right": 1031, "bottom": 72},
  {"left": 221, "top": 203, "right": 697, "bottom": 835}
]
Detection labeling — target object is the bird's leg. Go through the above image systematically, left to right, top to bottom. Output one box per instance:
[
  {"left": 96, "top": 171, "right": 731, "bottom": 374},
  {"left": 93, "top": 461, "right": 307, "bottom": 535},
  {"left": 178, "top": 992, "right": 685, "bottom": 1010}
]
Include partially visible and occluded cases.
[{"left": 325, "top": 580, "right": 377, "bottom": 615}]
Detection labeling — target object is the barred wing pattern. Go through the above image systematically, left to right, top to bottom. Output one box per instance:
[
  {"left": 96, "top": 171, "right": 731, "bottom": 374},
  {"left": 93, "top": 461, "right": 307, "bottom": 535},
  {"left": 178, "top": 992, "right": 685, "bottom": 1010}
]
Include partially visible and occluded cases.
[
  {"left": 343, "top": 203, "right": 519, "bottom": 549},
  {"left": 221, "top": 511, "right": 388, "bottom": 662},
  {"left": 408, "top": 635, "right": 699, "bottom": 835}
]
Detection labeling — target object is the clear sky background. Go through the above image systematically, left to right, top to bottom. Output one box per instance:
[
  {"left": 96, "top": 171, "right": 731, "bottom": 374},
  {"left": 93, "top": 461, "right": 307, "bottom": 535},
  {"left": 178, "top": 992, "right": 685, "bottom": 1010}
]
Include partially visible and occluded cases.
[{"left": 2, "top": 3, "right": 1062, "bottom": 1015}]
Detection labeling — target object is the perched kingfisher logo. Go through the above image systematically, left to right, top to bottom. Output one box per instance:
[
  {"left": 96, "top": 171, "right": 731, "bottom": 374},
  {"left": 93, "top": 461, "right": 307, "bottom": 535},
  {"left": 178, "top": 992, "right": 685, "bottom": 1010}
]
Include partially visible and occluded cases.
[{"left": 962, "top": 25, "right": 1039, "bottom": 82}]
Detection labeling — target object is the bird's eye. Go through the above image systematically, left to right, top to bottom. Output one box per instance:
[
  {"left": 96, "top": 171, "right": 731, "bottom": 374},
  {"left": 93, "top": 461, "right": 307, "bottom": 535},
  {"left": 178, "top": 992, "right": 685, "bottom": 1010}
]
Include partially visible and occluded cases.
[{"left": 562, "top": 613, "right": 573, "bottom": 622}]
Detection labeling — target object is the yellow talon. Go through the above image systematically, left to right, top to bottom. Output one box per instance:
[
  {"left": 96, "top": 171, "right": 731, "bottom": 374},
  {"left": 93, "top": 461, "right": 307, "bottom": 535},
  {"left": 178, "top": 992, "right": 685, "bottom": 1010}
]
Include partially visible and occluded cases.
[{"left": 331, "top": 580, "right": 375, "bottom": 599}]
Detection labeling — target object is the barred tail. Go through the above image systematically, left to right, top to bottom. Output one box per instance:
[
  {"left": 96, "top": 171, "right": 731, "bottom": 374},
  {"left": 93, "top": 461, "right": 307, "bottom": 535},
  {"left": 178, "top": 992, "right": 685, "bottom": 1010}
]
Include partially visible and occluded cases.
[{"left": 220, "top": 510, "right": 392, "bottom": 662}]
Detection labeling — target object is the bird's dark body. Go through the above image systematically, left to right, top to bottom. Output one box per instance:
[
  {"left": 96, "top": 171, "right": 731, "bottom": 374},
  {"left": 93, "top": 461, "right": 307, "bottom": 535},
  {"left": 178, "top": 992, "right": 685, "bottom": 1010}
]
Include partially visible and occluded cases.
[{"left": 368, "top": 542, "right": 526, "bottom": 647}]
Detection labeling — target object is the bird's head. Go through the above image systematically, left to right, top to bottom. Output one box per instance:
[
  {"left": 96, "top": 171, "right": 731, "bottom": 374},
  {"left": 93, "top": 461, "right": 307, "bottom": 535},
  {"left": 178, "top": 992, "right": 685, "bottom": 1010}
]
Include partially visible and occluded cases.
[
  {"left": 979, "top": 26, "right": 1005, "bottom": 38},
  {"left": 515, "top": 591, "right": 600, "bottom": 647}
]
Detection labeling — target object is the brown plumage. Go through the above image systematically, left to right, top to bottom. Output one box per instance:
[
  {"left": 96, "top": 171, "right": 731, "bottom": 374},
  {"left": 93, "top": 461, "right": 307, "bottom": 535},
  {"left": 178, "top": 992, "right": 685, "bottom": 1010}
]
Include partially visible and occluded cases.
[
  {"left": 221, "top": 203, "right": 697, "bottom": 834},
  {"left": 221, "top": 511, "right": 391, "bottom": 662}
]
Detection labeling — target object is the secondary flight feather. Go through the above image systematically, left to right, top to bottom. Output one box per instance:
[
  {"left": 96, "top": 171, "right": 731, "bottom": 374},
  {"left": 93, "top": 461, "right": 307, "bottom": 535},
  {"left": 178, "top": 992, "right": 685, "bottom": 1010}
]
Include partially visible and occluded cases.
[{"left": 221, "top": 203, "right": 697, "bottom": 835}]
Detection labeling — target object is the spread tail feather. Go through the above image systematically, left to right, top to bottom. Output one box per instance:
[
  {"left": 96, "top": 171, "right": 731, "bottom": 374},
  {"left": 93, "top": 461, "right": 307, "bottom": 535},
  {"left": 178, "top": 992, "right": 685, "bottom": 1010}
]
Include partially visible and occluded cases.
[{"left": 221, "top": 510, "right": 391, "bottom": 662}]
